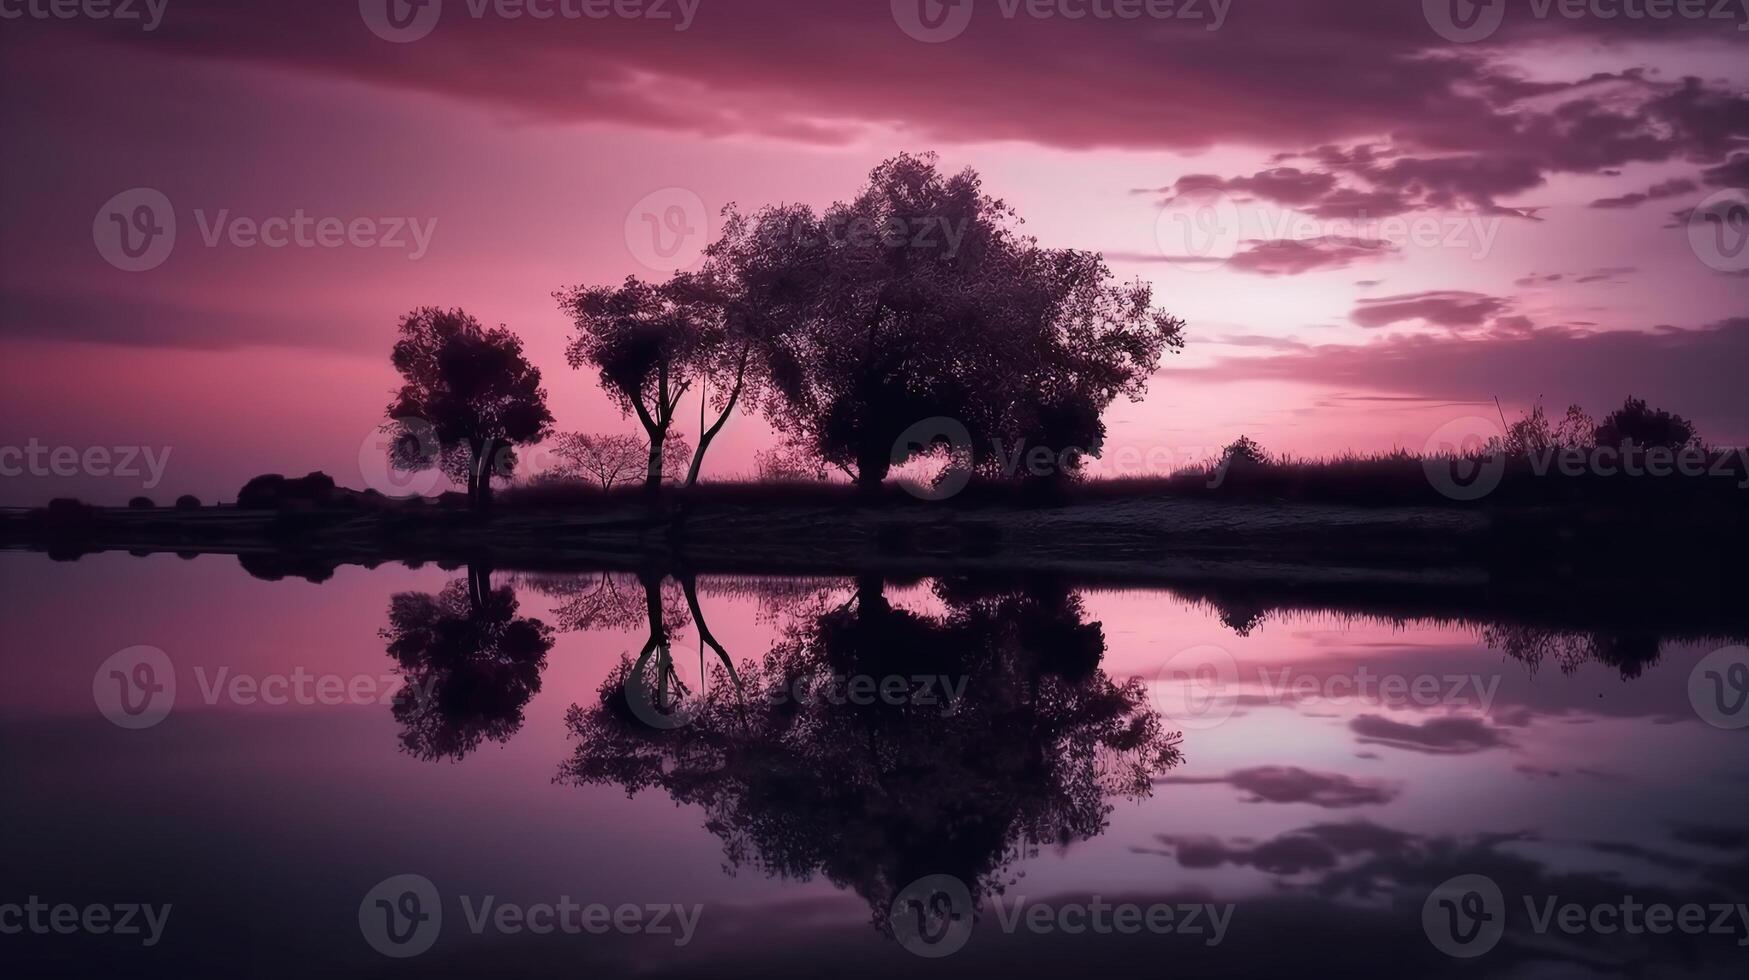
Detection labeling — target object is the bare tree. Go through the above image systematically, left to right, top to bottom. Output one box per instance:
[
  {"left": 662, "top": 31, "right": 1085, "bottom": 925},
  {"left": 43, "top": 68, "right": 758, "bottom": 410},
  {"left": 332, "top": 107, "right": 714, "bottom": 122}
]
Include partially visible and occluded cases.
[{"left": 551, "top": 432, "right": 645, "bottom": 490}]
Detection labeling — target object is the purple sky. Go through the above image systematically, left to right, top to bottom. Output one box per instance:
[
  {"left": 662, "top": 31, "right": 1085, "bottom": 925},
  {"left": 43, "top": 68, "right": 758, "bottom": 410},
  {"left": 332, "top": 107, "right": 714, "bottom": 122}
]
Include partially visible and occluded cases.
[{"left": 1, "top": 0, "right": 1745, "bottom": 503}]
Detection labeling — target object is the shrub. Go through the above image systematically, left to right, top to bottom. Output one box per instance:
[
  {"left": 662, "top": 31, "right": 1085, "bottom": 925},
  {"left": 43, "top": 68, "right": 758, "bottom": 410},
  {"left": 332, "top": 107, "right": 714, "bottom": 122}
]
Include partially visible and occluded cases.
[
  {"left": 1594, "top": 396, "right": 1701, "bottom": 450},
  {"left": 1221, "top": 435, "right": 1269, "bottom": 466},
  {"left": 174, "top": 495, "right": 201, "bottom": 511},
  {"left": 127, "top": 496, "right": 156, "bottom": 510}
]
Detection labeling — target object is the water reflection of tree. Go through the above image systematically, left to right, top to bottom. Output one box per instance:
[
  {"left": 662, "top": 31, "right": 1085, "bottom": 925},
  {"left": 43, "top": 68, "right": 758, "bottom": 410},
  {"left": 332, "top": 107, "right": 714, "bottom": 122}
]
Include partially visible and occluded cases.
[
  {"left": 380, "top": 563, "right": 554, "bottom": 761},
  {"left": 558, "top": 575, "right": 1182, "bottom": 934},
  {"left": 1482, "top": 625, "right": 1664, "bottom": 678}
]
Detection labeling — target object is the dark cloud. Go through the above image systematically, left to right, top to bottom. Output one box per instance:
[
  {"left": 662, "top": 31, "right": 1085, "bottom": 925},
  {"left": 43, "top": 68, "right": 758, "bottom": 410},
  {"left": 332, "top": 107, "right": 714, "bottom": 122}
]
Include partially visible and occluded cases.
[
  {"left": 21, "top": 0, "right": 1747, "bottom": 163},
  {"left": 1590, "top": 177, "right": 1699, "bottom": 209},
  {"left": 1114, "top": 235, "right": 1398, "bottom": 275},
  {"left": 1225, "top": 237, "right": 1397, "bottom": 276},
  {"left": 1350, "top": 291, "right": 1510, "bottom": 330},
  {"left": 1349, "top": 713, "right": 1512, "bottom": 754},
  {"left": 1156, "top": 765, "right": 1401, "bottom": 808}
]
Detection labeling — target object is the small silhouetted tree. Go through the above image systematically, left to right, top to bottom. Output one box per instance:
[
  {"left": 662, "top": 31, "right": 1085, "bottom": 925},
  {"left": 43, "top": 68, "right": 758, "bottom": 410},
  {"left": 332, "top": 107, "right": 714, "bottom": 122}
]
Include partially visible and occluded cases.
[
  {"left": 560, "top": 277, "right": 702, "bottom": 492},
  {"left": 385, "top": 308, "right": 554, "bottom": 511},
  {"left": 1593, "top": 396, "right": 1700, "bottom": 451},
  {"left": 551, "top": 432, "right": 645, "bottom": 490},
  {"left": 1222, "top": 435, "right": 1269, "bottom": 466}
]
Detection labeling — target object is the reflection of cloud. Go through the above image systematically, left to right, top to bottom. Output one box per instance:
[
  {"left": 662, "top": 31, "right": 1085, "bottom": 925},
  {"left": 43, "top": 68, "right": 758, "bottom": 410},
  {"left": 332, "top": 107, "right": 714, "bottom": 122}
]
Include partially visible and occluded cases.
[
  {"left": 1116, "top": 236, "right": 1396, "bottom": 276},
  {"left": 1349, "top": 713, "right": 1512, "bottom": 754},
  {"left": 1157, "top": 765, "right": 1400, "bottom": 808},
  {"left": 1142, "top": 815, "right": 1749, "bottom": 975},
  {"left": 1139, "top": 820, "right": 1418, "bottom": 876},
  {"left": 1671, "top": 823, "right": 1749, "bottom": 852}
]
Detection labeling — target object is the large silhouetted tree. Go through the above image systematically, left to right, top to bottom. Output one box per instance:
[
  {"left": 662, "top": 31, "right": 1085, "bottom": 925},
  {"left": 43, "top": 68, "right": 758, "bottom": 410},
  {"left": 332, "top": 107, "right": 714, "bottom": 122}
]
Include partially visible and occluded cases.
[
  {"left": 717, "top": 153, "right": 1184, "bottom": 489},
  {"left": 560, "top": 277, "right": 703, "bottom": 492},
  {"left": 385, "top": 308, "right": 554, "bottom": 511}
]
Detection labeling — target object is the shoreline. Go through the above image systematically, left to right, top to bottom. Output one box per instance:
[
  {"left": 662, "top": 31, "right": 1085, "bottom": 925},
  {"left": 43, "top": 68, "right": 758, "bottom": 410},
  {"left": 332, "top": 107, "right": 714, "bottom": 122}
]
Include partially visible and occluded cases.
[{"left": 6, "top": 495, "right": 1744, "bottom": 649}]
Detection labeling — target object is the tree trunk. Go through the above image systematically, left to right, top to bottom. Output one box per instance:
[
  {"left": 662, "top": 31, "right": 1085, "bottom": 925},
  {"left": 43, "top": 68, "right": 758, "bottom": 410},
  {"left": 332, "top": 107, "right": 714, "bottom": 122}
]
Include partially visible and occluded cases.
[
  {"left": 686, "top": 376, "right": 745, "bottom": 487},
  {"left": 644, "top": 428, "right": 665, "bottom": 493},
  {"left": 471, "top": 439, "right": 495, "bottom": 512},
  {"left": 855, "top": 443, "right": 889, "bottom": 495},
  {"left": 467, "top": 563, "right": 491, "bottom": 611}
]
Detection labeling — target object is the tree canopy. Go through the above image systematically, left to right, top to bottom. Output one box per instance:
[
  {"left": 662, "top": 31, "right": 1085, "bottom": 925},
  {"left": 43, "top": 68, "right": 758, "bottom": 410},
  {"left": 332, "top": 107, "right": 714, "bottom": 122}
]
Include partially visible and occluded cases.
[{"left": 385, "top": 307, "right": 554, "bottom": 510}]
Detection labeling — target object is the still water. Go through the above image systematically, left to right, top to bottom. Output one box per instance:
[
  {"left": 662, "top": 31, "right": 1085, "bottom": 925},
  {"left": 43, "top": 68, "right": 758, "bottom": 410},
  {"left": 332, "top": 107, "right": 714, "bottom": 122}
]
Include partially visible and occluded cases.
[{"left": 4, "top": 551, "right": 1747, "bottom": 978}]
